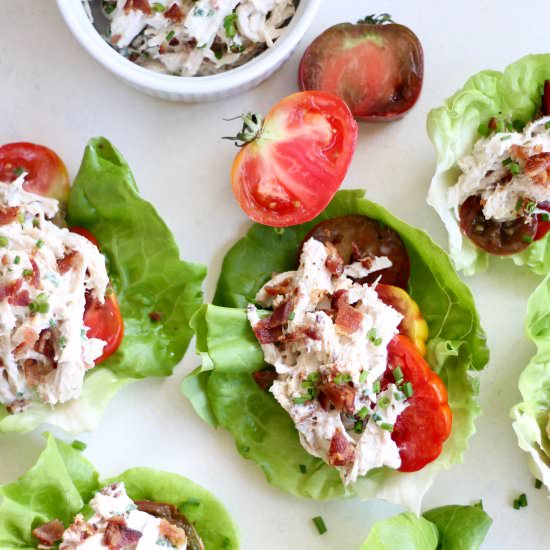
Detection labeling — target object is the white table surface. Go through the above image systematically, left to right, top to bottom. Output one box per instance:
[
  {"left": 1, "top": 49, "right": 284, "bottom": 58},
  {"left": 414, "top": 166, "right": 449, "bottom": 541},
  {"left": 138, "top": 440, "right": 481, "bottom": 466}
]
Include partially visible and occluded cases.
[{"left": 1, "top": 1, "right": 549, "bottom": 549}]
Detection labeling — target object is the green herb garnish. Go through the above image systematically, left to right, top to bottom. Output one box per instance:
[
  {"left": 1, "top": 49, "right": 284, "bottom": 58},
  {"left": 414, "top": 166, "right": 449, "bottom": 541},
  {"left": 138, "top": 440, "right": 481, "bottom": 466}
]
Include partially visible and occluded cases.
[
  {"left": 223, "top": 13, "right": 239, "bottom": 38},
  {"left": 312, "top": 516, "right": 327, "bottom": 535}
]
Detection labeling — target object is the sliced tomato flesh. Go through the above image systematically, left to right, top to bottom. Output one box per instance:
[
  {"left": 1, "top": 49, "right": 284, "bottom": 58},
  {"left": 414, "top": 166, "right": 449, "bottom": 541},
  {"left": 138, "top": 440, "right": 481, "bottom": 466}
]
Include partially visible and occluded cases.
[
  {"left": 231, "top": 91, "right": 358, "bottom": 227},
  {"left": 0, "top": 142, "right": 70, "bottom": 204},
  {"left": 535, "top": 201, "right": 550, "bottom": 241},
  {"left": 71, "top": 227, "right": 124, "bottom": 363},
  {"left": 384, "top": 335, "right": 452, "bottom": 472}
]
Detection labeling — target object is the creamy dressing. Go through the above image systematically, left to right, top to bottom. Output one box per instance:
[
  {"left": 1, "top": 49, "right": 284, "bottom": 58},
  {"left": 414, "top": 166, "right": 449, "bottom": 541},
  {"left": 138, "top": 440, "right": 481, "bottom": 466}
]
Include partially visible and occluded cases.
[
  {"left": 85, "top": 0, "right": 296, "bottom": 76},
  {"left": 451, "top": 116, "right": 550, "bottom": 222},
  {"left": 0, "top": 176, "right": 109, "bottom": 414},
  {"left": 247, "top": 238, "right": 408, "bottom": 484},
  {"left": 60, "top": 483, "right": 187, "bottom": 549}
]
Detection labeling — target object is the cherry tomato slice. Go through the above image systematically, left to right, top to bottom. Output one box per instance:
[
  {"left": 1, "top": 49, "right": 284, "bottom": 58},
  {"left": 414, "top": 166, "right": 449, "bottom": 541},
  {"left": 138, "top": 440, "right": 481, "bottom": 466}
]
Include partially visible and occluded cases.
[
  {"left": 299, "top": 22, "right": 423, "bottom": 121},
  {"left": 231, "top": 91, "right": 358, "bottom": 227},
  {"left": 0, "top": 143, "right": 70, "bottom": 204},
  {"left": 459, "top": 195, "right": 537, "bottom": 255},
  {"left": 535, "top": 201, "right": 550, "bottom": 241},
  {"left": 301, "top": 215, "right": 410, "bottom": 288},
  {"left": 71, "top": 227, "right": 124, "bottom": 364},
  {"left": 383, "top": 335, "right": 452, "bottom": 472}
]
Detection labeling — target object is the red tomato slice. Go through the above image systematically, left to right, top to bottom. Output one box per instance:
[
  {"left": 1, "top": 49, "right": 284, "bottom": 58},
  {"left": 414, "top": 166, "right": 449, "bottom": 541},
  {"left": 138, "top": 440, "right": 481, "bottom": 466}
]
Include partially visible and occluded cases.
[
  {"left": 231, "top": 91, "right": 358, "bottom": 227},
  {"left": 0, "top": 143, "right": 70, "bottom": 204},
  {"left": 535, "top": 202, "right": 550, "bottom": 241},
  {"left": 71, "top": 227, "right": 124, "bottom": 364},
  {"left": 384, "top": 335, "right": 452, "bottom": 472}
]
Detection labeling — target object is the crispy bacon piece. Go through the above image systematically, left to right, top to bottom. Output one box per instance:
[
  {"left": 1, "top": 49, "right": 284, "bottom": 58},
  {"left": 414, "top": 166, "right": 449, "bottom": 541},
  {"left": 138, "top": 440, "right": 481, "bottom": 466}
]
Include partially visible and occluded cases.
[
  {"left": 124, "top": 0, "right": 151, "bottom": 15},
  {"left": 165, "top": 3, "right": 184, "bottom": 23},
  {"left": 509, "top": 144, "right": 530, "bottom": 162},
  {"left": 524, "top": 152, "right": 550, "bottom": 185},
  {"left": 0, "top": 206, "right": 19, "bottom": 225},
  {"left": 324, "top": 242, "right": 344, "bottom": 276},
  {"left": 57, "top": 250, "right": 79, "bottom": 274},
  {"left": 29, "top": 258, "right": 40, "bottom": 288},
  {"left": 263, "top": 277, "right": 293, "bottom": 296},
  {"left": 0, "top": 279, "right": 22, "bottom": 302},
  {"left": 14, "top": 290, "right": 31, "bottom": 306},
  {"left": 269, "top": 300, "right": 292, "bottom": 327},
  {"left": 335, "top": 303, "right": 363, "bottom": 334},
  {"left": 252, "top": 319, "right": 282, "bottom": 344},
  {"left": 13, "top": 326, "right": 38, "bottom": 355},
  {"left": 35, "top": 329, "right": 56, "bottom": 360},
  {"left": 23, "top": 359, "right": 55, "bottom": 387},
  {"left": 253, "top": 368, "right": 277, "bottom": 390},
  {"left": 318, "top": 382, "right": 356, "bottom": 414},
  {"left": 6, "top": 398, "right": 30, "bottom": 414},
  {"left": 328, "top": 430, "right": 355, "bottom": 466},
  {"left": 32, "top": 519, "right": 65, "bottom": 546},
  {"left": 159, "top": 519, "right": 187, "bottom": 547},
  {"left": 103, "top": 520, "right": 142, "bottom": 549}
]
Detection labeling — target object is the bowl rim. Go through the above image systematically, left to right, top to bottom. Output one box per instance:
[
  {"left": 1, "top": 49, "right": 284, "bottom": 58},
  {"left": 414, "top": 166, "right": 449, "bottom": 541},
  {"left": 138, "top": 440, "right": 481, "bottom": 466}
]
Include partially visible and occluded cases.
[{"left": 56, "top": 0, "right": 320, "bottom": 94}]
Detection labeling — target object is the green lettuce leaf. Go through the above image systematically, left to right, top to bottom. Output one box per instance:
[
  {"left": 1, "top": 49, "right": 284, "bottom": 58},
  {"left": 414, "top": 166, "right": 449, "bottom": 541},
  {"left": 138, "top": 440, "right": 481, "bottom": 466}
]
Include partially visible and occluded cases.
[
  {"left": 427, "top": 54, "right": 550, "bottom": 275},
  {"left": 0, "top": 138, "right": 206, "bottom": 434},
  {"left": 182, "top": 190, "right": 488, "bottom": 510},
  {"left": 511, "top": 272, "right": 550, "bottom": 488},
  {"left": 0, "top": 436, "right": 239, "bottom": 549},
  {"left": 360, "top": 505, "right": 492, "bottom": 550}
]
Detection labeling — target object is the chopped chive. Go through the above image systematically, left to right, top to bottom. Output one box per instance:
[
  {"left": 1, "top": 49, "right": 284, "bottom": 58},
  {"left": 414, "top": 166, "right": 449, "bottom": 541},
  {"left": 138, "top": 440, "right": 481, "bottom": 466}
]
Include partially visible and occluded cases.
[
  {"left": 151, "top": 2, "right": 165, "bottom": 11},
  {"left": 223, "top": 13, "right": 239, "bottom": 38},
  {"left": 166, "top": 30, "right": 175, "bottom": 41},
  {"left": 545, "top": 121, "right": 550, "bottom": 129},
  {"left": 478, "top": 123, "right": 490, "bottom": 137},
  {"left": 500, "top": 135, "right": 512, "bottom": 141},
  {"left": 503, "top": 157, "right": 513, "bottom": 166},
  {"left": 509, "top": 162, "right": 520, "bottom": 175},
  {"left": 13, "top": 166, "right": 25, "bottom": 177},
  {"left": 515, "top": 197, "right": 524, "bottom": 211},
  {"left": 525, "top": 200, "right": 536, "bottom": 214},
  {"left": 541, "top": 213, "right": 550, "bottom": 222},
  {"left": 32, "top": 218, "right": 40, "bottom": 228},
  {"left": 522, "top": 235, "right": 534, "bottom": 244},
  {"left": 0, "top": 236, "right": 8, "bottom": 247},
  {"left": 35, "top": 239, "right": 44, "bottom": 248},
  {"left": 13, "top": 256, "right": 20, "bottom": 264},
  {"left": 23, "top": 268, "right": 33, "bottom": 277},
  {"left": 288, "top": 311, "right": 295, "bottom": 321},
  {"left": 367, "top": 328, "right": 382, "bottom": 346},
  {"left": 58, "top": 335, "right": 66, "bottom": 348},
  {"left": 392, "top": 366, "right": 403, "bottom": 383},
  {"left": 359, "top": 370, "right": 368, "bottom": 384},
  {"left": 334, "top": 373, "right": 351, "bottom": 385},
  {"left": 372, "top": 380, "right": 381, "bottom": 394},
  {"left": 403, "top": 382, "right": 413, "bottom": 398},
  {"left": 293, "top": 396, "right": 309, "bottom": 405},
  {"left": 378, "top": 396, "right": 390, "bottom": 408},
  {"left": 356, "top": 406, "right": 369, "bottom": 420},
  {"left": 372, "top": 413, "right": 382, "bottom": 422},
  {"left": 353, "top": 421, "right": 363, "bottom": 433},
  {"left": 380, "top": 422, "right": 394, "bottom": 432},
  {"left": 71, "top": 440, "right": 87, "bottom": 451},
  {"left": 299, "top": 464, "right": 307, "bottom": 474},
  {"left": 535, "top": 478, "right": 543, "bottom": 489},
  {"left": 518, "top": 493, "right": 528, "bottom": 507},
  {"left": 513, "top": 499, "right": 521, "bottom": 510},
  {"left": 312, "top": 516, "right": 327, "bottom": 535}
]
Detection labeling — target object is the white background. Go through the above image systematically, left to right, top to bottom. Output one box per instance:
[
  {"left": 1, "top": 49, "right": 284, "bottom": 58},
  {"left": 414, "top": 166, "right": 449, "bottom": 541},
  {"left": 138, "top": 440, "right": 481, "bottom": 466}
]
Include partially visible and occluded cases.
[{"left": 0, "top": 1, "right": 549, "bottom": 549}]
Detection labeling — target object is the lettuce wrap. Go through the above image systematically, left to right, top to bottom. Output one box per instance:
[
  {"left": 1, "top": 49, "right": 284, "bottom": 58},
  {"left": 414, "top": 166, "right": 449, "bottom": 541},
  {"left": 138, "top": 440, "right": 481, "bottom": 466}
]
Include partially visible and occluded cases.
[
  {"left": 427, "top": 54, "right": 550, "bottom": 275},
  {"left": 0, "top": 138, "right": 206, "bottom": 434},
  {"left": 181, "top": 190, "right": 488, "bottom": 511},
  {"left": 511, "top": 272, "right": 550, "bottom": 489},
  {"left": 0, "top": 434, "right": 238, "bottom": 549},
  {"left": 359, "top": 504, "right": 492, "bottom": 550}
]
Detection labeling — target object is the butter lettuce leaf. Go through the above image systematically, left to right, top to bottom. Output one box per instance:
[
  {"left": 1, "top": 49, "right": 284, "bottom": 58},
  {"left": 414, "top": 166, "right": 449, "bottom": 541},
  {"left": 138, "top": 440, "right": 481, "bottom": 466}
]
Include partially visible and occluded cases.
[
  {"left": 427, "top": 54, "right": 550, "bottom": 275},
  {"left": 0, "top": 138, "right": 206, "bottom": 434},
  {"left": 182, "top": 190, "right": 488, "bottom": 510},
  {"left": 511, "top": 272, "right": 550, "bottom": 488},
  {"left": 0, "top": 436, "right": 239, "bottom": 549},
  {"left": 360, "top": 505, "right": 492, "bottom": 550}
]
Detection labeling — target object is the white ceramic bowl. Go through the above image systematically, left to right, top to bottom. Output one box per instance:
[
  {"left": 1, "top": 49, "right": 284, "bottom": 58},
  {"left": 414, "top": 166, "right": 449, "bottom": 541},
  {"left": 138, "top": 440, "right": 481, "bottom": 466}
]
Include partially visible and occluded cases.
[{"left": 56, "top": 0, "right": 320, "bottom": 102}]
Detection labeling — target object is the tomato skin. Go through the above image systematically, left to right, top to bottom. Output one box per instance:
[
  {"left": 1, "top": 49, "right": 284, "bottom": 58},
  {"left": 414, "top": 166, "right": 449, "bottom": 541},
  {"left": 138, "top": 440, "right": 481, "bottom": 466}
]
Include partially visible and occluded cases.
[
  {"left": 299, "top": 23, "right": 423, "bottom": 121},
  {"left": 231, "top": 91, "right": 358, "bottom": 227},
  {"left": 0, "top": 143, "right": 70, "bottom": 204},
  {"left": 535, "top": 202, "right": 550, "bottom": 241},
  {"left": 70, "top": 228, "right": 124, "bottom": 364},
  {"left": 384, "top": 335, "right": 452, "bottom": 472}
]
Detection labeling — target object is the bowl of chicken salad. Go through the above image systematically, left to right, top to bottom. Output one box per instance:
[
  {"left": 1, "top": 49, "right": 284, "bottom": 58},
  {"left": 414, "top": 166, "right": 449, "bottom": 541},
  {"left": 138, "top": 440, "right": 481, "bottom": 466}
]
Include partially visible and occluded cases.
[{"left": 56, "top": 0, "right": 320, "bottom": 101}]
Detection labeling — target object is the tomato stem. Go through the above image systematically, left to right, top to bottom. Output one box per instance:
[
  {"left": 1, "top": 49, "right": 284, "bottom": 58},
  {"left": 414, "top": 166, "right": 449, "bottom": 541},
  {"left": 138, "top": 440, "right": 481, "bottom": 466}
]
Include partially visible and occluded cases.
[
  {"left": 358, "top": 13, "right": 393, "bottom": 25},
  {"left": 222, "top": 112, "right": 264, "bottom": 147}
]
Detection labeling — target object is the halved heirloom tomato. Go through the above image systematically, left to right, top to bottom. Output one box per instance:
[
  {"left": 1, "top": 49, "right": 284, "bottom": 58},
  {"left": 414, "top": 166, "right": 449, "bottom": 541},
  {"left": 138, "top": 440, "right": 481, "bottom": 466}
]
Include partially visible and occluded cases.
[
  {"left": 229, "top": 91, "right": 358, "bottom": 227},
  {"left": 0, "top": 142, "right": 124, "bottom": 364},
  {"left": 375, "top": 283, "right": 428, "bottom": 355},
  {"left": 384, "top": 335, "right": 452, "bottom": 472}
]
